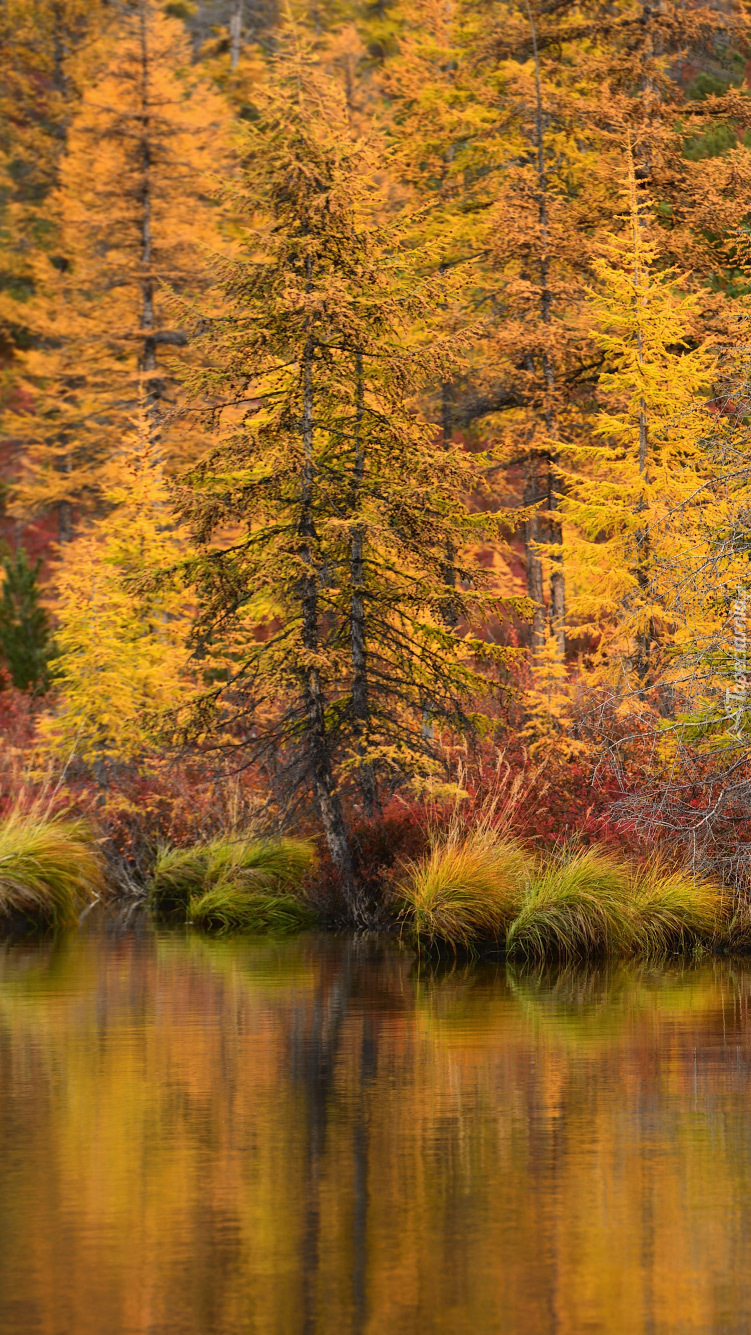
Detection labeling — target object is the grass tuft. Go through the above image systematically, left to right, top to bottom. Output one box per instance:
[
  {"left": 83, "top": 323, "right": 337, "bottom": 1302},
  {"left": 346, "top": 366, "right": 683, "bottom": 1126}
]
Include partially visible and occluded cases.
[
  {"left": 0, "top": 809, "right": 102, "bottom": 932},
  {"left": 399, "top": 827, "right": 534, "bottom": 952},
  {"left": 148, "top": 833, "right": 317, "bottom": 930},
  {"left": 148, "top": 845, "right": 209, "bottom": 916},
  {"left": 505, "top": 846, "right": 636, "bottom": 962},
  {"left": 630, "top": 860, "right": 727, "bottom": 956},
  {"left": 188, "top": 885, "right": 316, "bottom": 935}
]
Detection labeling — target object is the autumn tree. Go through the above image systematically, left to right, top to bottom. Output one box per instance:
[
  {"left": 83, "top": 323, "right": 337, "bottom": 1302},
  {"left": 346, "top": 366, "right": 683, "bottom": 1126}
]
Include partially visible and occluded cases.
[
  {"left": 0, "top": 0, "right": 106, "bottom": 357},
  {"left": 6, "top": 0, "right": 226, "bottom": 537},
  {"left": 455, "top": 0, "right": 612, "bottom": 658},
  {"left": 455, "top": 0, "right": 748, "bottom": 660},
  {"left": 568, "top": 0, "right": 751, "bottom": 330},
  {"left": 176, "top": 34, "right": 514, "bottom": 919},
  {"left": 561, "top": 152, "right": 714, "bottom": 684},
  {"left": 41, "top": 403, "right": 191, "bottom": 768}
]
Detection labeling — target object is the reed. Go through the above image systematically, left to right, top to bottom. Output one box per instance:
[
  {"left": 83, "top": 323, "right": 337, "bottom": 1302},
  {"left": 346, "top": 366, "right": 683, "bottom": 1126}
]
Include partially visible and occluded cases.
[
  {"left": 0, "top": 809, "right": 102, "bottom": 931},
  {"left": 399, "top": 827, "right": 534, "bottom": 952},
  {"left": 505, "top": 846, "right": 636, "bottom": 962},
  {"left": 188, "top": 885, "right": 316, "bottom": 935}
]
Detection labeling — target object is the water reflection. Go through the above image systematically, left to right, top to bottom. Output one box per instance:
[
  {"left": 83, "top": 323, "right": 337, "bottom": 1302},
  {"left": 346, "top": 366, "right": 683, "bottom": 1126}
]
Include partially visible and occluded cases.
[{"left": 0, "top": 922, "right": 750, "bottom": 1333}]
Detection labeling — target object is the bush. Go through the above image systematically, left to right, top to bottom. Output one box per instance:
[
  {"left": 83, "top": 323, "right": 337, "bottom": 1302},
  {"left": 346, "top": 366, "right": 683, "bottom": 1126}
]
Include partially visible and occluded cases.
[{"left": 0, "top": 808, "right": 102, "bottom": 931}]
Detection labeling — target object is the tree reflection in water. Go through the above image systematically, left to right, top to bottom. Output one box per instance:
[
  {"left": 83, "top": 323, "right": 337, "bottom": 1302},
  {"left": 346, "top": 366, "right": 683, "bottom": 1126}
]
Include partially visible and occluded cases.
[{"left": 0, "top": 924, "right": 750, "bottom": 1334}]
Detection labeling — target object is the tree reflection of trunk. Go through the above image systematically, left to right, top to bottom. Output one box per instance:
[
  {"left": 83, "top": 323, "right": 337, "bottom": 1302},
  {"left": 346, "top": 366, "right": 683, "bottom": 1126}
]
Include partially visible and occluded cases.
[
  {"left": 291, "top": 939, "right": 386, "bottom": 1335},
  {"left": 295, "top": 942, "right": 354, "bottom": 1335},
  {"left": 352, "top": 1014, "right": 376, "bottom": 1333}
]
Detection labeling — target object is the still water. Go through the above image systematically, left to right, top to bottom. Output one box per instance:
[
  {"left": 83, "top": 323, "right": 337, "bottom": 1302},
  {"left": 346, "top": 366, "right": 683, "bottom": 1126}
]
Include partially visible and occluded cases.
[{"left": 1, "top": 921, "right": 751, "bottom": 1334}]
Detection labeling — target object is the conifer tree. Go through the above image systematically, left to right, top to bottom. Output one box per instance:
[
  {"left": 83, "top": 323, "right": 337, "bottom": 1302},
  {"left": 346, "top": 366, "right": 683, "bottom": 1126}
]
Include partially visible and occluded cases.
[
  {"left": 0, "top": 0, "right": 106, "bottom": 355},
  {"left": 7, "top": 0, "right": 226, "bottom": 535},
  {"left": 373, "top": 0, "right": 497, "bottom": 622},
  {"left": 462, "top": 0, "right": 748, "bottom": 659},
  {"left": 464, "top": 0, "right": 610, "bottom": 657},
  {"left": 581, "top": 0, "right": 751, "bottom": 329},
  {"left": 177, "top": 33, "right": 513, "bottom": 918},
  {"left": 561, "top": 152, "right": 714, "bottom": 682},
  {"left": 41, "top": 404, "right": 191, "bottom": 766},
  {"left": 0, "top": 545, "right": 54, "bottom": 693}
]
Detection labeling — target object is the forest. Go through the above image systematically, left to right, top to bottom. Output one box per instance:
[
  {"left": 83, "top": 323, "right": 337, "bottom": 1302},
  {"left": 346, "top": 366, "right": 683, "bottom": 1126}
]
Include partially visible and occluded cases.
[{"left": 3, "top": 0, "right": 751, "bottom": 951}]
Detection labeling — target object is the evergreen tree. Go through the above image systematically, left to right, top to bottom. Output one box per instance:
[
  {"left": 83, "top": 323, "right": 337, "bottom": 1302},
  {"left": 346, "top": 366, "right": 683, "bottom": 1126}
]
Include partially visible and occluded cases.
[
  {"left": 462, "top": 0, "right": 748, "bottom": 657},
  {"left": 463, "top": 0, "right": 610, "bottom": 657},
  {"left": 177, "top": 33, "right": 515, "bottom": 918},
  {"left": 0, "top": 545, "right": 54, "bottom": 693}
]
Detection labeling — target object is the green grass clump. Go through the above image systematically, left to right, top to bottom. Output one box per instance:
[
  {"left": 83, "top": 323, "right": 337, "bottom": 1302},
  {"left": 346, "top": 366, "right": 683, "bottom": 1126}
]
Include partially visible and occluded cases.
[
  {"left": 0, "top": 809, "right": 102, "bottom": 932},
  {"left": 401, "top": 826, "right": 735, "bottom": 962},
  {"left": 399, "top": 830, "right": 534, "bottom": 952},
  {"left": 148, "top": 833, "right": 317, "bottom": 932},
  {"left": 148, "top": 845, "right": 210, "bottom": 917},
  {"left": 506, "top": 846, "right": 636, "bottom": 962},
  {"left": 630, "top": 861, "right": 727, "bottom": 957},
  {"left": 187, "top": 886, "right": 317, "bottom": 935}
]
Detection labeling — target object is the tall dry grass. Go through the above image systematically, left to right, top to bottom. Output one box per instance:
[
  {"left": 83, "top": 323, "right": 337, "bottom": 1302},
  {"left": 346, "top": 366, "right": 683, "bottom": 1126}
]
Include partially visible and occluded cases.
[
  {"left": 400, "top": 811, "right": 732, "bottom": 961},
  {"left": 630, "top": 860, "right": 728, "bottom": 955},
  {"left": 188, "top": 886, "right": 316, "bottom": 935}
]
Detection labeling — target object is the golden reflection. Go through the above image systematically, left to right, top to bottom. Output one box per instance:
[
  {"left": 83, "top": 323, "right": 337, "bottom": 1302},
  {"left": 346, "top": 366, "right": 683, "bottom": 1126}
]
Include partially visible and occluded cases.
[{"left": 0, "top": 924, "right": 750, "bottom": 1334}]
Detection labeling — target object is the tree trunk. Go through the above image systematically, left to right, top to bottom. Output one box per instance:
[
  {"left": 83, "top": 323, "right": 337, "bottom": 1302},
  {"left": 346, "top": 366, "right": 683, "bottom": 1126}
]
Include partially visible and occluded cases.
[
  {"left": 138, "top": 0, "right": 160, "bottom": 445},
  {"left": 526, "top": 0, "right": 566, "bottom": 657},
  {"left": 229, "top": 3, "right": 243, "bottom": 71},
  {"left": 52, "top": 10, "right": 73, "bottom": 545},
  {"left": 630, "top": 162, "right": 653, "bottom": 682},
  {"left": 299, "top": 321, "right": 359, "bottom": 918},
  {"left": 350, "top": 349, "right": 377, "bottom": 816},
  {"left": 440, "top": 379, "right": 459, "bottom": 629},
  {"left": 524, "top": 467, "right": 546, "bottom": 651},
  {"left": 548, "top": 481, "right": 565, "bottom": 656},
  {"left": 58, "top": 497, "right": 73, "bottom": 544}
]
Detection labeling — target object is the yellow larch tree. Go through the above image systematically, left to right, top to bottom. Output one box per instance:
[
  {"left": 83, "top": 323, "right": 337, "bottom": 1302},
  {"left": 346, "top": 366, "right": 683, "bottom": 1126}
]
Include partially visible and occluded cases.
[
  {"left": 0, "top": 0, "right": 106, "bottom": 359},
  {"left": 7, "top": 0, "right": 226, "bottom": 538},
  {"left": 463, "top": 0, "right": 611, "bottom": 658},
  {"left": 561, "top": 150, "right": 715, "bottom": 686},
  {"left": 40, "top": 401, "right": 192, "bottom": 768}
]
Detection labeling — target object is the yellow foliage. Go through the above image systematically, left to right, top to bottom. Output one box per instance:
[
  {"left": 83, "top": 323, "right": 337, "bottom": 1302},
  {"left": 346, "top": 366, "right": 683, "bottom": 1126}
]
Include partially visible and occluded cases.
[
  {"left": 8, "top": 0, "right": 227, "bottom": 528},
  {"left": 561, "top": 146, "right": 715, "bottom": 682},
  {"left": 40, "top": 407, "right": 192, "bottom": 765}
]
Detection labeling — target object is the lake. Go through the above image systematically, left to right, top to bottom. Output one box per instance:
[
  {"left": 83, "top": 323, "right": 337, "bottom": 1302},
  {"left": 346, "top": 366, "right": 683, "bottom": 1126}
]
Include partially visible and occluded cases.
[{"left": 0, "top": 919, "right": 750, "bottom": 1334}]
